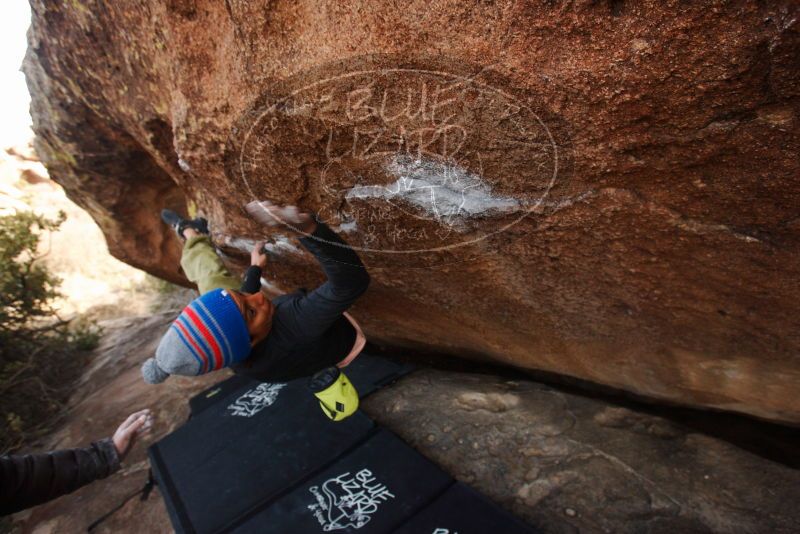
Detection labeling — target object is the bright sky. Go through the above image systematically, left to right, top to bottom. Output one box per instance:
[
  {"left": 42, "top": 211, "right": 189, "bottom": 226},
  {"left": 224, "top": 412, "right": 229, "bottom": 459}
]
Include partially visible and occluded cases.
[{"left": 0, "top": 1, "right": 32, "bottom": 149}]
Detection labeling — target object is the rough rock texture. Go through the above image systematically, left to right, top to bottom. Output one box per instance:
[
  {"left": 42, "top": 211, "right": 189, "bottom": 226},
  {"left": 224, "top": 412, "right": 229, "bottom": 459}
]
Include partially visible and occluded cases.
[
  {"left": 23, "top": 1, "right": 800, "bottom": 422},
  {"left": 9, "top": 316, "right": 800, "bottom": 534},
  {"left": 364, "top": 369, "right": 800, "bottom": 534}
]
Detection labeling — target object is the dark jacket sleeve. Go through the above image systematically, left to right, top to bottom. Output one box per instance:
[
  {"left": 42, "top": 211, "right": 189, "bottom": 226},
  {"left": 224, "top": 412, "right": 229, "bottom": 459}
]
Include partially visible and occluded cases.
[
  {"left": 280, "top": 222, "right": 370, "bottom": 341},
  {"left": 240, "top": 266, "right": 263, "bottom": 294},
  {"left": 0, "top": 437, "right": 120, "bottom": 516}
]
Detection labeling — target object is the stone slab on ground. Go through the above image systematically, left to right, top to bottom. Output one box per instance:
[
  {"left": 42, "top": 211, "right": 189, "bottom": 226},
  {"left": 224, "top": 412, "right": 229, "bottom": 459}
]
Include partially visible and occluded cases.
[{"left": 362, "top": 370, "right": 800, "bottom": 534}]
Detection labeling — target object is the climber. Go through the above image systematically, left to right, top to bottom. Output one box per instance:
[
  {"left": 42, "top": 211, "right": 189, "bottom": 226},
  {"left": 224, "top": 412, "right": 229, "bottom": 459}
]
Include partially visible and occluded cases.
[
  {"left": 141, "top": 201, "right": 369, "bottom": 419},
  {"left": 0, "top": 409, "right": 153, "bottom": 516}
]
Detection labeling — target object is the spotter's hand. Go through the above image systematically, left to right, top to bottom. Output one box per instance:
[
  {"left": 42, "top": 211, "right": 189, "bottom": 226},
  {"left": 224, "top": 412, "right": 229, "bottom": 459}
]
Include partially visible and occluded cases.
[
  {"left": 245, "top": 200, "right": 317, "bottom": 235},
  {"left": 112, "top": 409, "right": 153, "bottom": 461}
]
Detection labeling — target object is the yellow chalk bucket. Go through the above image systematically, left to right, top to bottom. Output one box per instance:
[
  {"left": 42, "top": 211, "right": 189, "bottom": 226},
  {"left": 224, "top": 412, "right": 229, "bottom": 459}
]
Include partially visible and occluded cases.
[{"left": 308, "top": 366, "right": 359, "bottom": 422}]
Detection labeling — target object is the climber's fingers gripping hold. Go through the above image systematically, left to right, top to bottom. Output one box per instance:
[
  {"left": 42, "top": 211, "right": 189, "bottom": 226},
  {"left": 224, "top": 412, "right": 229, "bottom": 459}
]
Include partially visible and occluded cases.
[{"left": 251, "top": 240, "right": 268, "bottom": 269}]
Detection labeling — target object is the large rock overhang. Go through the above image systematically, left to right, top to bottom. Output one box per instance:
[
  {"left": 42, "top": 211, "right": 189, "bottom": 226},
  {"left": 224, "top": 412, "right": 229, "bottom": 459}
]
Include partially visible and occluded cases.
[{"left": 23, "top": 1, "right": 800, "bottom": 423}]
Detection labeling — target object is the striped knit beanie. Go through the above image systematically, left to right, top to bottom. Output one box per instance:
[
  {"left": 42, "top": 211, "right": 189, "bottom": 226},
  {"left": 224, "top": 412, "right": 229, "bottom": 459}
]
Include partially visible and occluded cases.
[{"left": 142, "top": 289, "right": 250, "bottom": 384}]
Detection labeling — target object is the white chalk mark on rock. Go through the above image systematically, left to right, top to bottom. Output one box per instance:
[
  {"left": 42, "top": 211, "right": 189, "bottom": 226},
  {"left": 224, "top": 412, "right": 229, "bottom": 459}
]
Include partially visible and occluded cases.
[
  {"left": 345, "top": 155, "right": 522, "bottom": 226},
  {"left": 336, "top": 220, "right": 358, "bottom": 233},
  {"left": 221, "top": 235, "right": 304, "bottom": 256},
  {"left": 260, "top": 277, "right": 283, "bottom": 294}
]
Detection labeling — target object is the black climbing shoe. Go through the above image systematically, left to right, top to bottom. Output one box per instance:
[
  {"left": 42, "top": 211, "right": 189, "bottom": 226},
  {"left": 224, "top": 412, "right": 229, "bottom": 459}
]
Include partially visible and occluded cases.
[
  {"left": 160, "top": 209, "right": 183, "bottom": 233},
  {"left": 161, "top": 209, "right": 209, "bottom": 239},
  {"left": 188, "top": 217, "right": 210, "bottom": 236}
]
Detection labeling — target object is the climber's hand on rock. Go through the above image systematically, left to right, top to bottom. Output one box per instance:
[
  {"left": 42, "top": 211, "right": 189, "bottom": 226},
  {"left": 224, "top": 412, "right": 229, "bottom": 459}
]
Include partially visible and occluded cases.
[
  {"left": 245, "top": 200, "right": 317, "bottom": 235},
  {"left": 251, "top": 240, "right": 268, "bottom": 269},
  {"left": 112, "top": 409, "right": 153, "bottom": 461}
]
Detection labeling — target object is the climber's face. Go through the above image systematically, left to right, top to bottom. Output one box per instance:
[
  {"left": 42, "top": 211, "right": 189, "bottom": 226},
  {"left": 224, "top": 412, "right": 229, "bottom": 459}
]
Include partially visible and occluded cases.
[{"left": 229, "top": 290, "right": 274, "bottom": 346}]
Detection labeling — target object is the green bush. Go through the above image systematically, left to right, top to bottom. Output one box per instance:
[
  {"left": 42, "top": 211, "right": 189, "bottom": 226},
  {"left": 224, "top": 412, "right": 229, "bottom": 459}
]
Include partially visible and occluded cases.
[{"left": 0, "top": 210, "right": 100, "bottom": 453}]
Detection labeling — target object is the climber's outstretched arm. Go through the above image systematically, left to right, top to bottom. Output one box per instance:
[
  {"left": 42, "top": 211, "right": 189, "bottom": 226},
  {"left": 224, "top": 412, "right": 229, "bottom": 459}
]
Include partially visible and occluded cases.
[{"left": 287, "top": 222, "right": 370, "bottom": 339}]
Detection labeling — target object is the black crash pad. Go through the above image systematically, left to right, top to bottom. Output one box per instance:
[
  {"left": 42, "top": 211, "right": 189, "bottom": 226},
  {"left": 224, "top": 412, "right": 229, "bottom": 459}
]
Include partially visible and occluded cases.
[
  {"left": 188, "top": 352, "right": 414, "bottom": 418},
  {"left": 151, "top": 354, "right": 537, "bottom": 533},
  {"left": 188, "top": 373, "right": 256, "bottom": 417},
  {"left": 149, "top": 377, "right": 374, "bottom": 534},
  {"left": 229, "top": 428, "right": 453, "bottom": 533},
  {"left": 393, "top": 482, "right": 539, "bottom": 534}
]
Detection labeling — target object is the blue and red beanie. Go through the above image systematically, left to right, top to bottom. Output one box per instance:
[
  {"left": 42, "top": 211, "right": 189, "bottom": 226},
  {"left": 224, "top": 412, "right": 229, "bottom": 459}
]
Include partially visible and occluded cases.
[{"left": 142, "top": 289, "right": 250, "bottom": 384}]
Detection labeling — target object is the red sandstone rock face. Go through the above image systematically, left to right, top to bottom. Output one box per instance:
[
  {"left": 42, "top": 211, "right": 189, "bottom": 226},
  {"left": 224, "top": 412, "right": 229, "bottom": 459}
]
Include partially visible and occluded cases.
[{"left": 23, "top": 1, "right": 800, "bottom": 422}]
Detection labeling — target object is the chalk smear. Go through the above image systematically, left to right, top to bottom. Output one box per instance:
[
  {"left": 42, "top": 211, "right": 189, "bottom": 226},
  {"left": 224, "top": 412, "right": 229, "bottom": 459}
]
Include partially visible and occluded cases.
[
  {"left": 345, "top": 155, "right": 522, "bottom": 226},
  {"left": 336, "top": 220, "right": 358, "bottom": 233},
  {"left": 222, "top": 235, "right": 304, "bottom": 256},
  {"left": 260, "top": 276, "right": 283, "bottom": 294}
]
